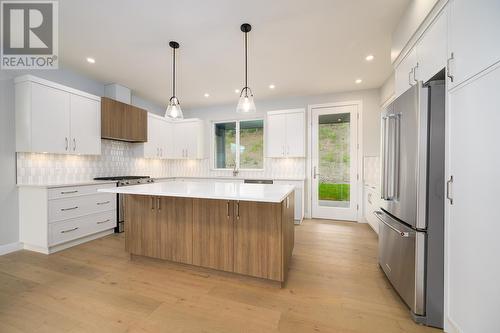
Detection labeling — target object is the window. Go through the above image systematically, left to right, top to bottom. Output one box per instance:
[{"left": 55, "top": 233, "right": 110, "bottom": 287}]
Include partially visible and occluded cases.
[{"left": 213, "top": 119, "right": 264, "bottom": 169}]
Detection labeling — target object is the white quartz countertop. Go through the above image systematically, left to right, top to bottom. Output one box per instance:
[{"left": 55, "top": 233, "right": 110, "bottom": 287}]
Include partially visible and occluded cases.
[
  {"left": 155, "top": 176, "right": 306, "bottom": 182},
  {"left": 17, "top": 180, "right": 118, "bottom": 188},
  {"left": 98, "top": 181, "right": 295, "bottom": 203}
]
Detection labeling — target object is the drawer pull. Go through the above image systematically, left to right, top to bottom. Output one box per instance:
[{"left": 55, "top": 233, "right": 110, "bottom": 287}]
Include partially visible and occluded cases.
[
  {"left": 60, "top": 190, "right": 78, "bottom": 194},
  {"left": 96, "top": 201, "right": 110, "bottom": 205},
  {"left": 61, "top": 206, "right": 79, "bottom": 211},
  {"left": 97, "top": 219, "right": 110, "bottom": 224},
  {"left": 61, "top": 227, "right": 79, "bottom": 234}
]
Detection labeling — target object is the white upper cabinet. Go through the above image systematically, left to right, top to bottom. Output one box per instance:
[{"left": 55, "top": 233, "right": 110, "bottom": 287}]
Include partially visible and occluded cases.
[
  {"left": 448, "top": 0, "right": 500, "bottom": 89},
  {"left": 416, "top": 7, "right": 448, "bottom": 83},
  {"left": 394, "top": 47, "right": 417, "bottom": 98},
  {"left": 15, "top": 75, "right": 101, "bottom": 155},
  {"left": 69, "top": 94, "right": 100, "bottom": 155},
  {"left": 266, "top": 109, "right": 305, "bottom": 158},
  {"left": 134, "top": 113, "right": 170, "bottom": 159},
  {"left": 172, "top": 119, "right": 204, "bottom": 159}
]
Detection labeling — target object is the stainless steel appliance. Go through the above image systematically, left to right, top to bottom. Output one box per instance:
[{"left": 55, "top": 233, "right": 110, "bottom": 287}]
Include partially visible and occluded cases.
[
  {"left": 375, "top": 80, "right": 445, "bottom": 328},
  {"left": 94, "top": 176, "right": 153, "bottom": 233}
]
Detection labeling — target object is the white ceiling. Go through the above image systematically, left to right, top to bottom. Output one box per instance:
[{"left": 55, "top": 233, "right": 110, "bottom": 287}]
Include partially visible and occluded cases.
[{"left": 59, "top": 0, "right": 409, "bottom": 109}]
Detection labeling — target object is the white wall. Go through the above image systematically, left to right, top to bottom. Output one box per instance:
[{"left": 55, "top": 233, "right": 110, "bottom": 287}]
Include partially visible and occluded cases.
[
  {"left": 391, "top": 0, "right": 440, "bottom": 63},
  {"left": 0, "top": 79, "right": 19, "bottom": 249},
  {"left": 185, "top": 88, "right": 381, "bottom": 157}
]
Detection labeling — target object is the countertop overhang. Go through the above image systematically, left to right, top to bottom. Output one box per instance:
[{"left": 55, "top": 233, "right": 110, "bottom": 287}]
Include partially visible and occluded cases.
[{"left": 98, "top": 181, "right": 295, "bottom": 203}]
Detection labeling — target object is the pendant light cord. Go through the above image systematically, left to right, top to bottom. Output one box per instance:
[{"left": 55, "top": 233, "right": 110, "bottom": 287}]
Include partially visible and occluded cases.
[
  {"left": 244, "top": 31, "right": 248, "bottom": 96},
  {"left": 172, "top": 47, "right": 176, "bottom": 98}
]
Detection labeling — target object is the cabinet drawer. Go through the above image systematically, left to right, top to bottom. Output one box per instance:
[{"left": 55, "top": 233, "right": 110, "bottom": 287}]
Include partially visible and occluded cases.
[
  {"left": 48, "top": 183, "right": 116, "bottom": 200},
  {"left": 49, "top": 193, "right": 116, "bottom": 222},
  {"left": 49, "top": 210, "right": 116, "bottom": 246}
]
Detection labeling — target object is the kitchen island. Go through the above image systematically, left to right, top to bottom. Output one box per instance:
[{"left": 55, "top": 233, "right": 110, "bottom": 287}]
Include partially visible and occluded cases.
[{"left": 99, "top": 181, "right": 295, "bottom": 283}]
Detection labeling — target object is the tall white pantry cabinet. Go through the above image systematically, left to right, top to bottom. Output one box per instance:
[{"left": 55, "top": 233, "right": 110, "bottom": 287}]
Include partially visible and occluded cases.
[
  {"left": 392, "top": 0, "right": 500, "bottom": 331},
  {"left": 444, "top": 0, "right": 500, "bottom": 332},
  {"left": 15, "top": 75, "right": 101, "bottom": 155}
]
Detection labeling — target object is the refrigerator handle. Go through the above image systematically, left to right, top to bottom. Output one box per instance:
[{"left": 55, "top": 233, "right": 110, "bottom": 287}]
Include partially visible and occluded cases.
[
  {"left": 393, "top": 114, "right": 401, "bottom": 200},
  {"left": 381, "top": 116, "right": 389, "bottom": 200}
]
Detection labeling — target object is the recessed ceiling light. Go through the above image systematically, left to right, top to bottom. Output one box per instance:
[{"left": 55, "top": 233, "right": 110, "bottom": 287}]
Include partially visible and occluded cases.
[
  {"left": 365, "top": 54, "right": 374, "bottom": 61},
  {"left": 86, "top": 57, "right": 95, "bottom": 64},
  {"left": 355, "top": 79, "right": 362, "bottom": 84},
  {"left": 269, "top": 84, "right": 275, "bottom": 89},
  {"left": 234, "top": 89, "right": 240, "bottom": 94},
  {"left": 204, "top": 93, "right": 210, "bottom": 98}
]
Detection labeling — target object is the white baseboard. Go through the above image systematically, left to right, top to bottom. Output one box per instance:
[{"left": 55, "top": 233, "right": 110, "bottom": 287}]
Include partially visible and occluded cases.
[{"left": 0, "top": 242, "right": 23, "bottom": 255}]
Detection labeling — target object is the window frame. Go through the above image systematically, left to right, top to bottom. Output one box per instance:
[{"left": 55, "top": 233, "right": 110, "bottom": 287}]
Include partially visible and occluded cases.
[{"left": 211, "top": 118, "right": 265, "bottom": 171}]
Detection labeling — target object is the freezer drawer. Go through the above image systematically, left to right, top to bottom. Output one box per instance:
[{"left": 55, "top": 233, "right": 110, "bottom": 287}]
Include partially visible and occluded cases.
[{"left": 375, "top": 210, "right": 425, "bottom": 316}]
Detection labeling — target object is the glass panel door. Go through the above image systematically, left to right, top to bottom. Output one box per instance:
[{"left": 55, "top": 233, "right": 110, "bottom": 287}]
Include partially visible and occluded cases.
[{"left": 312, "top": 104, "right": 359, "bottom": 221}]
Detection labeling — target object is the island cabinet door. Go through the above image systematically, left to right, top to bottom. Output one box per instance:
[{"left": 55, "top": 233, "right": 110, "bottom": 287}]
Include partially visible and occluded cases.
[
  {"left": 124, "top": 195, "right": 159, "bottom": 257},
  {"left": 158, "top": 197, "right": 193, "bottom": 264},
  {"left": 192, "top": 199, "right": 234, "bottom": 272},
  {"left": 233, "top": 201, "right": 283, "bottom": 281}
]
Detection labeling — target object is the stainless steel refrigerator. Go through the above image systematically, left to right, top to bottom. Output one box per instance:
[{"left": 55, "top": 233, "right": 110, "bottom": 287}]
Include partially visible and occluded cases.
[{"left": 375, "top": 80, "right": 444, "bottom": 328}]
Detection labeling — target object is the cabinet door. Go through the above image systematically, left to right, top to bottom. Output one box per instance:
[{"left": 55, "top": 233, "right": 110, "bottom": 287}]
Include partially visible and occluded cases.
[
  {"left": 448, "top": 0, "right": 500, "bottom": 88},
  {"left": 416, "top": 8, "right": 448, "bottom": 83},
  {"left": 394, "top": 48, "right": 417, "bottom": 98},
  {"left": 446, "top": 67, "right": 500, "bottom": 333},
  {"left": 31, "top": 83, "right": 70, "bottom": 154},
  {"left": 70, "top": 95, "right": 101, "bottom": 155},
  {"left": 101, "top": 97, "right": 125, "bottom": 140},
  {"left": 124, "top": 104, "right": 147, "bottom": 142},
  {"left": 285, "top": 112, "right": 305, "bottom": 157},
  {"left": 266, "top": 113, "right": 286, "bottom": 157},
  {"left": 144, "top": 115, "right": 161, "bottom": 158},
  {"left": 162, "top": 121, "right": 174, "bottom": 159},
  {"left": 183, "top": 121, "right": 202, "bottom": 159},
  {"left": 172, "top": 122, "right": 185, "bottom": 159},
  {"left": 124, "top": 195, "right": 158, "bottom": 256},
  {"left": 158, "top": 197, "right": 193, "bottom": 264},
  {"left": 192, "top": 199, "right": 234, "bottom": 271},
  {"left": 233, "top": 201, "right": 282, "bottom": 281}
]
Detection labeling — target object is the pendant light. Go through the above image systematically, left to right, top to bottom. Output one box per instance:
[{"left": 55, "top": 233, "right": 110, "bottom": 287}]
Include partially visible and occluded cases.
[
  {"left": 236, "top": 23, "right": 256, "bottom": 114},
  {"left": 165, "top": 41, "right": 183, "bottom": 119}
]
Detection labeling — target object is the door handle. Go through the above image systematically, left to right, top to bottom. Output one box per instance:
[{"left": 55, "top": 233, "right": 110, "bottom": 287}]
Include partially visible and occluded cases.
[
  {"left": 446, "top": 53, "right": 455, "bottom": 83},
  {"left": 413, "top": 63, "right": 419, "bottom": 83},
  {"left": 408, "top": 68, "right": 414, "bottom": 86},
  {"left": 65, "top": 137, "right": 68, "bottom": 151},
  {"left": 73, "top": 138, "right": 76, "bottom": 151},
  {"left": 313, "top": 166, "right": 319, "bottom": 179},
  {"left": 446, "top": 175, "right": 454, "bottom": 205},
  {"left": 60, "top": 190, "right": 78, "bottom": 195},
  {"left": 151, "top": 197, "right": 155, "bottom": 210},
  {"left": 157, "top": 197, "right": 161, "bottom": 211},
  {"left": 96, "top": 201, "right": 110, "bottom": 205},
  {"left": 226, "top": 201, "right": 230, "bottom": 219},
  {"left": 236, "top": 202, "right": 240, "bottom": 220},
  {"left": 61, "top": 206, "right": 78, "bottom": 211},
  {"left": 373, "top": 211, "right": 410, "bottom": 237},
  {"left": 97, "top": 219, "right": 110, "bottom": 225},
  {"left": 61, "top": 227, "right": 79, "bottom": 234}
]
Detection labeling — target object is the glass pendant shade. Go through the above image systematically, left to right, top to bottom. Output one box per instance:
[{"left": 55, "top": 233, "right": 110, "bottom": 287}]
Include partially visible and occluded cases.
[
  {"left": 236, "top": 88, "right": 256, "bottom": 114},
  {"left": 165, "top": 96, "right": 183, "bottom": 119}
]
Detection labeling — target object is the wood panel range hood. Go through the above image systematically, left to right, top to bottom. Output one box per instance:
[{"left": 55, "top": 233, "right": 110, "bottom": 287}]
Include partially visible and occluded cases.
[{"left": 101, "top": 84, "right": 148, "bottom": 142}]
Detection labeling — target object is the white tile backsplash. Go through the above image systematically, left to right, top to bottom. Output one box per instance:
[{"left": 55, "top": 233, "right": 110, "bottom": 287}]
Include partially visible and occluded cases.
[{"left": 17, "top": 140, "right": 306, "bottom": 185}]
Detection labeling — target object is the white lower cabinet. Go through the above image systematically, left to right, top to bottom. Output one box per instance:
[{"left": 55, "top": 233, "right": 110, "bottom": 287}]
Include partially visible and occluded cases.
[
  {"left": 445, "top": 65, "right": 500, "bottom": 333},
  {"left": 19, "top": 183, "right": 117, "bottom": 254},
  {"left": 363, "top": 185, "right": 380, "bottom": 234}
]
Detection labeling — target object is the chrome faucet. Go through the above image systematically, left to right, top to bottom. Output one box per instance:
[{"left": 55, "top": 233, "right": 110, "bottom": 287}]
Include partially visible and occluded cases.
[{"left": 232, "top": 164, "right": 239, "bottom": 177}]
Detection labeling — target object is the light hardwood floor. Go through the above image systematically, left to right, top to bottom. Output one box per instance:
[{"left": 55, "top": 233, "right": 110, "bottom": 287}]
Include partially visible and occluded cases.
[{"left": 0, "top": 219, "right": 441, "bottom": 333}]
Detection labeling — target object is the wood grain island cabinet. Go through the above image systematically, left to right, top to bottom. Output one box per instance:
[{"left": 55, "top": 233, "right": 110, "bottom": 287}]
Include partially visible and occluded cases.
[{"left": 123, "top": 192, "right": 295, "bottom": 283}]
